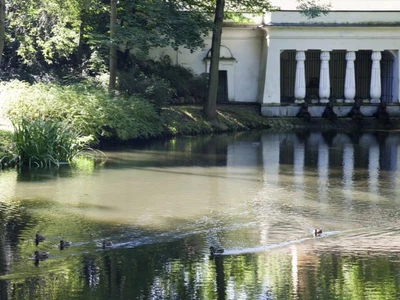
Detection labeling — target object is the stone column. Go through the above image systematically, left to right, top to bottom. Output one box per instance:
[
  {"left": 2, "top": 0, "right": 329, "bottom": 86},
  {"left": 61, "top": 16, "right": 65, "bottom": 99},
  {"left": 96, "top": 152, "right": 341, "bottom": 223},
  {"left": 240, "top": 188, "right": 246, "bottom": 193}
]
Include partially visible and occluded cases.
[
  {"left": 294, "top": 51, "right": 306, "bottom": 103},
  {"left": 319, "top": 51, "right": 330, "bottom": 103},
  {"left": 344, "top": 51, "right": 356, "bottom": 103},
  {"left": 370, "top": 51, "right": 382, "bottom": 103}
]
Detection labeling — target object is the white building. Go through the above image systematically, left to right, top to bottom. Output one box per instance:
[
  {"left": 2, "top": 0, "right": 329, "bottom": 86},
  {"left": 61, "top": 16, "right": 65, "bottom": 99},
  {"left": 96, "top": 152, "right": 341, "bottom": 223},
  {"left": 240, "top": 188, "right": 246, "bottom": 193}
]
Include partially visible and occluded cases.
[{"left": 149, "top": 0, "right": 400, "bottom": 117}]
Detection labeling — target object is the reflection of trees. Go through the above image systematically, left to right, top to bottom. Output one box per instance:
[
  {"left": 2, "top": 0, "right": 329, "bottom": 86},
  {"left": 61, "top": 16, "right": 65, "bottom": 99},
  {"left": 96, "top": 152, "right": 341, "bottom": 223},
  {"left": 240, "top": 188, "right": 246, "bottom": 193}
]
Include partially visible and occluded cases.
[
  {"left": 3, "top": 165, "right": 400, "bottom": 300},
  {"left": 0, "top": 200, "right": 32, "bottom": 298},
  {"left": 3, "top": 233, "right": 400, "bottom": 299}
]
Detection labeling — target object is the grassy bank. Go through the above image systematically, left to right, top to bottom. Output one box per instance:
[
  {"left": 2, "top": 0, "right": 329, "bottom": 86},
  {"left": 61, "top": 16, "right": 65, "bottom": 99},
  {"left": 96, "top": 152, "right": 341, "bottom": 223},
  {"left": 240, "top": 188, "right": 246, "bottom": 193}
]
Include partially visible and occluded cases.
[
  {"left": 2, "top": 100, "right": 399, "bottom": 160},
  {"left": 0, "top": 104, "right": 270, "bottom": 155},
  {"left": 160, "top": 105, "right": 271, "bottom": 135}
]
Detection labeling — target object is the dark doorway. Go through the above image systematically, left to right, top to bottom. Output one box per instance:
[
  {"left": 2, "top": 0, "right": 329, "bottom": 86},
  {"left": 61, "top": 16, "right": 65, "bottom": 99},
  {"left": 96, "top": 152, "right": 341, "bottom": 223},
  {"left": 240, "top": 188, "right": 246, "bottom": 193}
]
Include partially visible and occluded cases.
[{"left": 217, "top": 70, "right": 229, "bottom": 103}]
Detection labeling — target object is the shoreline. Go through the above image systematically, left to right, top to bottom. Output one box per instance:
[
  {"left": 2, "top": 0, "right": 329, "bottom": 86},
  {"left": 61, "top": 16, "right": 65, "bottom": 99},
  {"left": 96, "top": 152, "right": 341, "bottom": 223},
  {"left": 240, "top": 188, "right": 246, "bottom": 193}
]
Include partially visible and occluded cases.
[{"left": 2, "top": 104, "right": 400, "bottom": 155}]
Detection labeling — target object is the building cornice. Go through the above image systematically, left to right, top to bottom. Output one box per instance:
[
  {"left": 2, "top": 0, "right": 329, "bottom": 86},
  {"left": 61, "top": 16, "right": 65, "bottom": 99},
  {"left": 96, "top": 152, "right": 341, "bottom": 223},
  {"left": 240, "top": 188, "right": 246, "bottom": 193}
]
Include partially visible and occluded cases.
[{"left": 265, "top": 22, "right": 400, "bottom": 28}]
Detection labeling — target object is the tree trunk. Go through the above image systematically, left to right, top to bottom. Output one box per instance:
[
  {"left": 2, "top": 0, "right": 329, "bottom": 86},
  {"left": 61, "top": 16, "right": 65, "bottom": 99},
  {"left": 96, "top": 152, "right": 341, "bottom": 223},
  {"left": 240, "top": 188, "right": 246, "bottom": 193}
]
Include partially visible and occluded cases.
[
  {"left": 0, "top": 0, "right": 5, "bottom": 67},
  {"left": 109, "top": 0, "right": 117, "bottom": 90},
  {"left": 203, "top": 0, "right": 225, "bottom": 120},
  {"left": 76, "top": 13, "right": 85, "bottom": 66}
]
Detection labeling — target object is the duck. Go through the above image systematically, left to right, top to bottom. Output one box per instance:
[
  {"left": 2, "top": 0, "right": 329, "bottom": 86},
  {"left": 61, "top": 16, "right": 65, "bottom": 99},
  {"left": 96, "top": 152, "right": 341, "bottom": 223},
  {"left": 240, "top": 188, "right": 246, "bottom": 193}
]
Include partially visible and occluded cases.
[
  {"left": 314, "top": 228, "right": 322, "bottom": 236},
  {"left": 35, "top": 233, "right": 45, "bottom": 246},
  {"left": 35, "top": 233, "right": 45, "bottom": 241},
  {"left": 59, "top": 240, "right": 72, "bottom": 250},
  {"left": 102, "top": 240, "right": 113, "bottom": 249},
  {"left": 209, "top": 246, "right": 224, "bottom": 255},
  {"left": 33, "top": 250, "right": 49, "bottom": 261}
]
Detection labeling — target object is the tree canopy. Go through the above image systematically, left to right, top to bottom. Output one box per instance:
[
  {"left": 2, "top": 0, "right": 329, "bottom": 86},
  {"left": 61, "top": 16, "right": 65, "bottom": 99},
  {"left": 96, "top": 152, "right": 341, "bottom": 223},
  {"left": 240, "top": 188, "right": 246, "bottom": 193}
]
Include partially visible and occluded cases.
[
  {"left": 0, "top": 0, "right": 213, "bottom": 81},
  {"left": 0, "top": 0, "right": 331, "bottom": 98}
]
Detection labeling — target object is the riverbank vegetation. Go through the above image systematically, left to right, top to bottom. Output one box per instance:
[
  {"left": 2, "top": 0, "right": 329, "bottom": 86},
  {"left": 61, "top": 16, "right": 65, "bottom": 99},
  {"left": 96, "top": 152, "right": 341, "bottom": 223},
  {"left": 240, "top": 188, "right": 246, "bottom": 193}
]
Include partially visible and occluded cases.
[
  {"left": 0, "top": 0, "right": 325, "bottom": 168},
  {"left": 0, "top": 78, "right": 271, "bottom": 165}
]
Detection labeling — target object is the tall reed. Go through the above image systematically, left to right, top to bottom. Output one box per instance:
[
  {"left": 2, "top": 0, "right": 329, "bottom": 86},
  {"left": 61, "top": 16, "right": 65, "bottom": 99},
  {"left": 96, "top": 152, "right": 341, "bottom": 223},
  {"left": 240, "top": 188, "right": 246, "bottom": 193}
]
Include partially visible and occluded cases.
[{"left": 11, "top": 118, "right": 89, "bottom": 167}]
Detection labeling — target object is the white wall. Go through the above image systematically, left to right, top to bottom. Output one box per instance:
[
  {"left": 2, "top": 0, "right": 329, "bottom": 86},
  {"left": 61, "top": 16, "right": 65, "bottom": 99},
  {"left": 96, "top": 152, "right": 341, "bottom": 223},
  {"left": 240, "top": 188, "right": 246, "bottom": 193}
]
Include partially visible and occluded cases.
[
  {"left": 270, "top": 0, "right": 400, "bottom": 10},
  {"left": 148, "top": 3, "right": 400, "bottom": 105},
  {"left": 267, "top": 11, "right": 400, "bottom": 24},
  {"left": 149, "top": 27, "right": 265, "bottom": 103}
]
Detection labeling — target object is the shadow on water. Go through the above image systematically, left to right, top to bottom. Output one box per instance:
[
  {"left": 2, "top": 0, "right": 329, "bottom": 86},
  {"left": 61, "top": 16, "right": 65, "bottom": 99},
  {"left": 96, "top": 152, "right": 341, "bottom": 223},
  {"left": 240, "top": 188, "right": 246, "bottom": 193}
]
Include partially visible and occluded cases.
[{"left": 2, "top": 129, "right": 400, "bottom": 299}]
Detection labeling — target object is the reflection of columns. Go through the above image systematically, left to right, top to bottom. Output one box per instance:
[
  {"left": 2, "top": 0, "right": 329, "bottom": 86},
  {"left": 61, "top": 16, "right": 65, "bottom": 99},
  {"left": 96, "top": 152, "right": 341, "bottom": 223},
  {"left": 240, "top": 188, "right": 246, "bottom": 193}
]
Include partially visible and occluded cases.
[
  {"left": 295, "top": 51, "right": 306, "bottom": 103},
  {"left": 319, "top": 51, "right": 330, "bottom": 103},
  {"left": 344, "top": 51, "right": 356, "bottom": 103},
  {"left": 370, "top": 51, "right": 382, "bottom": 103},
  {"left": 262, "top": 134, "right": 281, "bottom": 186},
  {"left": 294, "top": 141, "right": 305, "bottom": 191},
  {"left": 318, "top": 142, "right": 329, "bottom": 201},
  {"left": 342, "top": 144, "right": 354, "bottom": 200},
  {"left": 368, "top": 145, "right": 379, "bottom": 196},
  {"left": 291, "top": 245, "right": 298, "bottom": 299}
]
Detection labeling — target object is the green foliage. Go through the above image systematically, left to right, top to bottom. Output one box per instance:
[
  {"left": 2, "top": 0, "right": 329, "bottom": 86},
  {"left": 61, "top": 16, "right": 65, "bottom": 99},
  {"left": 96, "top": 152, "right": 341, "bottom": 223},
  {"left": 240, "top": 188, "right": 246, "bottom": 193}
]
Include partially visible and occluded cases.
[
  {"left": 1, "top": 0, "right": 212, "bottom": 82},
  {"left": 117, "top": 0, "right": 212, "bottom": 54},
  {"left": 296, "top": 0, "right": 331, "bottom": 19},
  {"left": 118, "top": 55, "right": 208, "bottom": 104},
  {"left": 118, "top": 69, "right": 175, "bottom": 109},
  {"left": 0, "top": 80, "right": 163, "bottom": 143},
  {"left": 160, "top": 105, "right": 271, "bottom": 136},
  {"left": 8, "top": 118, "right": 89, "bottom": 167},
  {"left": 0, "top": 129, "right": 12, "bottom": 157}
]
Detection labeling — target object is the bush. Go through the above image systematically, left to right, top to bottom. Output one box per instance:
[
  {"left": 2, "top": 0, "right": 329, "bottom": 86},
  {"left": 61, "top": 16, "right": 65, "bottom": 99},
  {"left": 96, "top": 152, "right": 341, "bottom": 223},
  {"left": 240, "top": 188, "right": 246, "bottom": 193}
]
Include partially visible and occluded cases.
[
  {"left": 118, "top": 55, "right": 207, "bottom": 104},
  {"left": 118, "top": 70, "right": 174, "bottom": 110},
  {"left": 0, "top": 80, "right": 163, "bottom": 143},
  {"left": 8, "top": 118, "right": 90, "bottom": 167}
]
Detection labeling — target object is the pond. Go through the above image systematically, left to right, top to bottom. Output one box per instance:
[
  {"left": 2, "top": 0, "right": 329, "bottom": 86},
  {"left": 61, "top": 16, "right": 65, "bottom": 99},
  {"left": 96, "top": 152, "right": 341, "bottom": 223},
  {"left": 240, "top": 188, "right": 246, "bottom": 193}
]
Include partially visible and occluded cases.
[{"left": 1, "top": 129, "right": 400, "bottom": 299}]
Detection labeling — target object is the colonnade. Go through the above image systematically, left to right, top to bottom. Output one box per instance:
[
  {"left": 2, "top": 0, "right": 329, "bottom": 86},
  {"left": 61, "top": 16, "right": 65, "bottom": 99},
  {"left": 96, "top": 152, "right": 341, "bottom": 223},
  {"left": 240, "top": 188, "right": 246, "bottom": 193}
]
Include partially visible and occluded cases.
[{"left": 294, "top": 50, "right": 382, "bottom": 104}]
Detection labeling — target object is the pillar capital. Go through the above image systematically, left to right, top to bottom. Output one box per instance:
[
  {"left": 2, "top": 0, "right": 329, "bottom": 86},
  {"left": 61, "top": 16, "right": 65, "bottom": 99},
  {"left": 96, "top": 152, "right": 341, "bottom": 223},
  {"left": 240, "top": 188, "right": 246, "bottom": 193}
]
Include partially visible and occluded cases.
[
  {"left": 295, "top": 51, "right": 306, "bottom": 61},
  {"left": 320, "top": 51, "right": 330, "bottom": 61},
  {"left": 345, "top": 51, "right": 356, "bottom": 61},
  {"left": 371, "top": 51, "right": 382, "bottom": 61}
]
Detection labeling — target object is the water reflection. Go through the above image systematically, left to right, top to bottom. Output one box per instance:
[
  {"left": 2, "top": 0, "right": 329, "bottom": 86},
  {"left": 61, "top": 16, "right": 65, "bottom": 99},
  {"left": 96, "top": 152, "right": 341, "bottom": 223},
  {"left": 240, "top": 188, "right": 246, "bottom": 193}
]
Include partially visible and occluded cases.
[{"left": 1, "top": 130, "right": 400, "bottom": 299}]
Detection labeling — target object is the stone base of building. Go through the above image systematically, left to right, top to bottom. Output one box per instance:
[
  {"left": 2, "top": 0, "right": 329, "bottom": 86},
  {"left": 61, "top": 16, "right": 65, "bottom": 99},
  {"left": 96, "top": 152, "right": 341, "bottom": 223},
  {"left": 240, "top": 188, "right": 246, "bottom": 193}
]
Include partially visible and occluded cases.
[{"left": 261, "top": 104, "right": 400, "bottom": 118}]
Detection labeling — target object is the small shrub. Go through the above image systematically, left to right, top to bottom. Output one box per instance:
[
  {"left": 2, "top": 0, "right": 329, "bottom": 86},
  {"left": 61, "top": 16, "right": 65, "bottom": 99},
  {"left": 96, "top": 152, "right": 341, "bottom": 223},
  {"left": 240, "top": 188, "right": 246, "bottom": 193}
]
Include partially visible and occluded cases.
[
  {"left": 118, "top": 55, "right": 207, "bottom": 104},
  {"left": 9, "top": 118, "right": 90, "bottom": 167}
]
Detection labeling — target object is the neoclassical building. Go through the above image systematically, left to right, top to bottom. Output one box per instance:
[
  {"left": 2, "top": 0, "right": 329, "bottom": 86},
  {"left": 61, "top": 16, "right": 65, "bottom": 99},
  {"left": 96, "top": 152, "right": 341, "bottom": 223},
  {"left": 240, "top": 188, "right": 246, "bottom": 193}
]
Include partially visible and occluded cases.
[{"left": 149, "top": 0, "right": 400, "bottom": 117}]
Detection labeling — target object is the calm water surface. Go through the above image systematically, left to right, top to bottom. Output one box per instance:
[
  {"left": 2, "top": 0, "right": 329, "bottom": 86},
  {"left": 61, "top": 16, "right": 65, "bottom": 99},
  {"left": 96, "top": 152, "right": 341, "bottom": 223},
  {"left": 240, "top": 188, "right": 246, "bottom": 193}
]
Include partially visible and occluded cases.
[{"left": 1, "top": 130, "right": 400, "bottom": 299}]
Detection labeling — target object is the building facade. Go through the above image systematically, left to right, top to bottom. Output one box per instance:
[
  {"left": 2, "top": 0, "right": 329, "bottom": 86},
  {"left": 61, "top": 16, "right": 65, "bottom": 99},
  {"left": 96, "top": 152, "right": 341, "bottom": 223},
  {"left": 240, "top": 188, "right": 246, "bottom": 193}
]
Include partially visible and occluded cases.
[{"left": 149, "top": 0, "right": 400, "bottom": 117}]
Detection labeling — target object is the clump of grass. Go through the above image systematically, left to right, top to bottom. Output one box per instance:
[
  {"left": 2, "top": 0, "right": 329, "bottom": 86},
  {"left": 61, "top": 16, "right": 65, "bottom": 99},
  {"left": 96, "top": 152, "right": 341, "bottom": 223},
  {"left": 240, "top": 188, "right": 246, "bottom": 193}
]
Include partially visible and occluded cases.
[{"left": 3, "top": 118, "right": 92, "bottom": 168}]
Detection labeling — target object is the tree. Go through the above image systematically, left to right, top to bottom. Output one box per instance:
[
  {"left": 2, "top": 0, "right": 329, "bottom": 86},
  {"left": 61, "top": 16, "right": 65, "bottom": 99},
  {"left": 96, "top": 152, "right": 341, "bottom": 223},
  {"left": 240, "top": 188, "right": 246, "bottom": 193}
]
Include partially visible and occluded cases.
[
  {"left": 0, "top": 0, "right": 5, "bottom": 66},
  {"left": 1, "top": 0, "right": 211, "bottom": 84},
  {"left": 107, "top": 0, "right": 212, "bottom": 90},
  {"left": 109, "top": 0, "right": 117, "bottom": 90},
  {"left": 203, "top": 0, "right": 331, "bottom": 120},
  {"left": 203, "top": 0, "right": 275, "bottom": 120},
  {"left": 203, "top": 0, "right": 225, "bottom": 120},
  {"left": 297, "top": 0, "right": 331, "bottom": 19}
]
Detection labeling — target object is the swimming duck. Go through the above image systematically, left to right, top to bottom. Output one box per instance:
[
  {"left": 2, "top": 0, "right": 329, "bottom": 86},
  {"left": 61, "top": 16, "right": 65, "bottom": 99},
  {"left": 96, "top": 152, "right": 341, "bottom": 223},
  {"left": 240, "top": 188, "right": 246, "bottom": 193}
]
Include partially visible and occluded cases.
[
  {"left": 314, "top": 228, "right": 322, "bottom": 236},
  {"left": 35, "top": 233, "right": 45, "bottom": 246},
  {"left": 60, "top": 240, "right": 72, "bottom": 250},
  {"left": 102, "top": 240, "right": 113, "bottom": 249},
  {"left": 209, "top": 246, "right": 224, "bottom": 255},
  {"left": 33, "top": 250, "right": 49, "bottom": 261}
]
